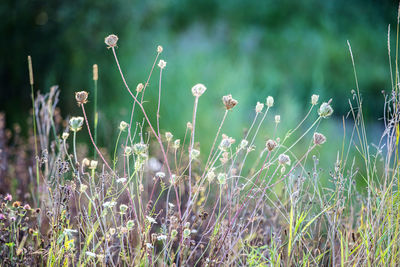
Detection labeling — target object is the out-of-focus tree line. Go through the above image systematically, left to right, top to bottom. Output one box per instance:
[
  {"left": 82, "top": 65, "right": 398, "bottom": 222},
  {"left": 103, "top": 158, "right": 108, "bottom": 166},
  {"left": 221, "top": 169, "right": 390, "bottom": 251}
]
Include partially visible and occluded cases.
[{"left": 0, "top": 0, "right": 397, "bottom": 145}]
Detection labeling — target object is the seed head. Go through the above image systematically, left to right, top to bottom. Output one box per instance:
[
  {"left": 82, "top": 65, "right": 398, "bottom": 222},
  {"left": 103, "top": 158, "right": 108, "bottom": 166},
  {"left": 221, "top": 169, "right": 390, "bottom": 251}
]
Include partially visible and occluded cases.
[
  {"left": 105, "top": 34, "right": 118, "bottom": 48},
  {"left": 157, "top": 45, "right": 163, "bottom": 53},
  {"left": 158, "top": 59, "right": 167, "bottom": 69},
  {"left": 136, "top": 83, "right": 144, "bottom": 93},
  {"left": 191, "top": 83, "right": 207, "bottom": 97},
  {"left": 75, "top": 91, "right": 88, "bottom": 106},
  {"left": 222, "top": 94, "right": 238, "bottom": 110},
  {"left": 311, "top": 94, "right": 319, "bottom": 105},
  {"left": 266, "top": 96, "right": 274, "bottom": 107},
  {"left": 318, "top": 101, "right": 333, "bottom": 118},
  {"left": 255, "top": 102, "right": 264, "bottom": 113},
  {"left": 275, "top": 115, "right": 281, "bottom": 124},
  {"left": 69, "top": 117, "right": 84, "bottom": 132},
  {"left": 119, "top": 121, "right": 128, "bottom": 132},
  {"left": 165, "top": 132, "right": 173, "bottom": 142},
  {"left": 313, "top": 132, "right": 326, "bottom": 145},
  {"left": 219, "top": 134, "right": 235, "bottom": 151},
  {"left": 173, "top": 139, "right": 180, "bottom": 149},
  {"left": 240, "top": 139, "right": 248, "bottom": 149},
  {"left": 266, "top": 139, "right": 277, "bottom": 151},
  {"left": 133, "top": 143, "right": 148, "bottom": 155},
  {"left": 124, "top": 146, "right": 132, "bottom": 156},
  {"left": 278, "top": 153, "right": 291, "bottom": 166},
  {"left": 89, "top": 160, "right": 98, "bottom": 170},
  {"left": 206, "top": 168, "right": 216, "bottom": 183},
  {"left": 217, "top": 173, "right": 227, "bottom": 185},
  {"left": 126, "top": 220, "right": 135, "bottom": 229},
  {"left": 183, "top": 228, "right": 191, "bottom": 238}
]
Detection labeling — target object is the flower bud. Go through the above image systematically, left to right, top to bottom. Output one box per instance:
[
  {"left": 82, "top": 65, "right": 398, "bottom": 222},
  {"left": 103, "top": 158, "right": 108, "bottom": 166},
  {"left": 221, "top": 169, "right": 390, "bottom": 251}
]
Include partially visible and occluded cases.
[{"left": 136, "top": 83, "right": 144, "bottom": 93}]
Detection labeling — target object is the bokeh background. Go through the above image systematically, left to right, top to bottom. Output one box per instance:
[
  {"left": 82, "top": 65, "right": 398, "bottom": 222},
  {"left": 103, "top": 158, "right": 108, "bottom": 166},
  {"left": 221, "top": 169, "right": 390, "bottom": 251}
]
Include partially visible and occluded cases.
[{"left": 0, "top": 0, "right": 397, "bottom": 165}]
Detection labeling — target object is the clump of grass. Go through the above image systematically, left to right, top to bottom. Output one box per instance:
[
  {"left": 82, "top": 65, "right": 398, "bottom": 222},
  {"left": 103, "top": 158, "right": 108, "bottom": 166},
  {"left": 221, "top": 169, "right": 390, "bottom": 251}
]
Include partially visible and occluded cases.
[{"left": 1, "top": 6, "right": 400, "bottom": 266}]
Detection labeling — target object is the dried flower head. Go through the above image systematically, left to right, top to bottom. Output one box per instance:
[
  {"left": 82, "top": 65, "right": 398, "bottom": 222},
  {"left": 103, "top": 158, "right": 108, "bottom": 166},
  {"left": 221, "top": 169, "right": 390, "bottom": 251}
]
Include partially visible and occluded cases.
[
  {"left": 105, "top": 34, "right": 118, "bottom": 48},
  {"left": 157, "top": 45, "right": 163, "bottom": 53},
  {"left": 158, "top": 59, "right": 167, "bottom": 69},
  {"left": 136, "top": 83, "right": 144, "bottom": 93},
  {"left": 191, "top": 83, "right": 207, "bottom": 97},
  {"left": 75, "top": 91, "right": 88, "bottom": 106},
  {"left": 222, "top": 94, "right": 238, "bottom": 110},
  {"left": 311, "top": 94, "right": 319, "bottom": 105},
  {"left": 266, "top": 96, "right": 274, "bottom": 108},
  {"left": 318, "top": 101, "right": 334, "bottom": 118},
  {"left": 255, "top": 102, "right": 264, "bottom": 113},
  {"left": 275, "top": 115, "right": 281, "bottom": 124},
  {"left": 69, "top": 117, "right": 84, "bottom": 132},
  {"left": 119, "top": 121, "right": 128, "bottom": 132},
  {"left": 62, "top": 132, "right": 69, "bottom": 140},
  {"left": 165, "top": 132, "right": 173, "bottom": 142},
  {"left": 313, "top": 132, "right": 326, "bottom": 145},
  {"left": 219, "top": 134, "right": 235, "bottom": 151},
  {"left": 173, "top": 139, "right": 181, "bottom": 149},
  {"left": 240, "top": 139, "right": 249, "bottom": 149},
  {"left": 266, "top": 139, "right": 277, "bottom": 151},
  {"left": 133, "top": 143, "right": 148, "bottom": 155},
  {"left": 124, "top": 146, "right": 132, "bottom": 156},
  {"left": 278, "top": 154, "right": 291, "bottom": 166},
  {"left": 89, "top": 160, "right": 98, "bottom": 170},
  {"left": 206, "top": 168, "right": 216, "bottom": 183},
  {"left": 217, "top": 173, "right": 227, "bottom": 185},
  {"left": 80, "top": 184, "right": 88, "bottom": 193},
  {"left": 119, "top": 204, "right": 128, "bottom": 213},
  {"left": 126, "top": 220, "right": 135, "bottom": 229},
  {"left": 183, "top": 228, "right": 191, "bottom": 238}
]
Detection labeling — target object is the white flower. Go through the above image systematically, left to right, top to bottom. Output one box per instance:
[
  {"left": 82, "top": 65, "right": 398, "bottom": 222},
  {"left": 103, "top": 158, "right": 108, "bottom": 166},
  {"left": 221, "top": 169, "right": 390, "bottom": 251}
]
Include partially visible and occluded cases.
[
  {"left": 158, "top": 59, "right": 167, "bottom": 69},
  {"left": 191, "top": 83, "right": 207, "bottom": 97},
  {"left": 311, "top": 94, "right": 319, "bottom": 105},
  {"left": 266, "top": 96, "right": 274, "bottom": 108},
  {"left": 255, "top": 102, "right": 264, "bottom": 113},
  {"left": 318, "top": 102, "right": 333, "bottom": 118},
  {"left": 275, "top": 115, "right": 281, "bottom": 124},
  {"left": 119, "top": 121, "right": 128, "bottom": 131},
  {"left": 278, "top": 154, "right": 291, "bottom": 166},
  {"left": 116, "top": 177, "right": 127, "bottom": 183},
  {"left": 103, "top": 201, "right": 117, "bottom": 209},
  {"left": 146, "top": 216, "right": 157, "bottom": 224},
  {"left": 157, "top": 234, "right": 167, "bottom": 241},
  {"left": 85, "top": 251, "right": 97, "bottom": 258}
]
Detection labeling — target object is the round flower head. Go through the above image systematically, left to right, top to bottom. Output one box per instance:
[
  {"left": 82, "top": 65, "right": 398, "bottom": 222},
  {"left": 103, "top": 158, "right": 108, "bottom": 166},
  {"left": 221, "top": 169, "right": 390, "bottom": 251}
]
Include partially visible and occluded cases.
[
  {"left": 105, "top": 34, "right": 118, "bottom": 48},
  {"left": 157, "top": 45, "right": 163, "bottom": 53},
  {"left": 158, "top": 59, "right": 167, "bottom": 69},
  {"left": 136, "top": 83, "right": 144, "bottom": 93},
  {"left": 191, "top": 83, "right": 207, "bottom": 97},
  {"left": 75, "top": 91, "right": 88, "bottom": 106},
  {"left": 222, "top": 94, "right": 238, "bottom": 110},
  {"left": 311, "top": 94, "right": 319, "bottom": 105},
  {"left": 266, "top": 96, "right": 274, "bottom": 108},
  {"left": 318, "top": 101, "right": 333, "bottom": 118},
  {"left": 255, "top": 102, "right": 264, "bottom": 113},
  {"left": 275, "top": 115, "right": 281, "bottom": 124},
  {"left": 69, "top": 117, "right": 84, "bottom": 132},
  {"left": 119, "top": 121, "right": 128, "bottom": 132},
  {"left": 62, "top": 132, "right": 69, "bottom": 140},
  {"left": 165, "top": 132, "right": 173, "bottom": 142},
  {"left": 313, "top": 132, "right": 326, "bottom": 145},
  {"left": 266, "top": 139, "right": 277, "bottom": 151},
  {"left": 133, "top": 143, "right": 148, "bottom": 155},
  {"left": 124, "top": 146, "right": 132, "bottom": 156},
  {"left": 278, "top": 153, "right": 291, "bottom": 166},
  {"left": 89, "top": 160, "right": 98, "bottom": 170},
  {"left": 217, "top": 173, "right": 227, "bottom": 185},
  {"left": 183, "top": 228, "right": 191, "bottom": 238}
]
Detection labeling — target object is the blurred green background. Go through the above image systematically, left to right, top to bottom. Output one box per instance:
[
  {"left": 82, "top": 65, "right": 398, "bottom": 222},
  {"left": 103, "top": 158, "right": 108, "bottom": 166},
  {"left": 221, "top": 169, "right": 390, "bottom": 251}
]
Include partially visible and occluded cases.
[{"left": 0, "top": 0, "right": 396, "bottom": 164}]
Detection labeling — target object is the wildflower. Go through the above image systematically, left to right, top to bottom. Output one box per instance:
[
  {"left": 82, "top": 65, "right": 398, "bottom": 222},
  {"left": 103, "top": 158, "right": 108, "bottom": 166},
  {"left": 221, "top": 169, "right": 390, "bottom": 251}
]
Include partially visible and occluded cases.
[
  {"left": 105, "top": 34, "right": 118, "bottom": 48},
  {"left": 157, "top": 45, "right": 163, "bottom": 53},
  {"left": 158, "top": 59, "right": 167, "bottom": 69},
  {"left": 136, "top": 83, "right": 144, "bottom": 93},
  {"left": 191, "top": 83, "right": 207, "bottom": 97},
  {"left": 75, "top": 91, "right": 88, "bottom": 106},
  {"left": 222, "top": 94, "right": 238, "bottom": 110},
  {"left": 311, "top": 94, "right": 319, "bottom": 105},
  {"left": 266, "top": 96, "right": 274, "bottom": 108},
  {"left": 318, "top": 101, "right": 333, "bottom": 118},
  {"left": 255, "top": 102, "right": 264, "bottom": 113},
  {"left": 275, "top": 115, "right": 281, "bottom": 124},
  {"left": 69, "top": 117, "right": 84, "bottom": 132},
  {"left": 119, "top": 121, "right": 128, "bottom": 132},
  {"left": 187, "top": 122, "right": 193, "bottom": 129},
  {"left": 62, "top": 132, "right": 69, "bottom": 140},
  {"left": 165, "top": 132, "right": 173, "bottom": 142},
  {"left": 313, "top": 132, "right": 327, "bottom": 145},
  {"left": 218, "top": 134, "right": 235, "bottom": 151},
  {"left": 173, "top": 139, "right": 180, "bottom": 149},
  {"left": 240, "top": 139, "right": 248, "bottom": 149},
  {"left": 266, "top": 139, "right": 277, "bottom": 151},
  {"left": 133, "top": 143, "right": 148, "bottom": 155},
  {"left": 124, "top": 146, "right": 132, "bottom": 156},
  {"left": 191, "top": 148, "right": 200, "bottom": 159},
  {"left": 278, "top": 154, "right": 291, "bottom": 166},
  {"left": 82, "top": 158, "right": 90, "bottom": 167},
  {"left": 89, "top": 160, "right": 98, "bottom": 170},
  {"left": 206, "top": 168, "right": 216, "bottom": 183},
  {"left": 155, "top": 172, "right": 166, "bottom": 179},
  {"left": 217, "top": 173, "right": 227, "bottom": 185},
  {"left": 170, "top": 174, "right": 177, "bottom": 185},
  {"left": 116, "top": 177, "right": 127, "bottom": 183},
  {"left": 80, "top": 184, "right": 88, "bottom": 193},
  {"left": 4, "top": 193, "right": 12, "bottom": 202},
  {"left": 12, "top": 201, "right": 21, "bottom": 208},
  {"left": 103, "top": 201, "right": 117, "bottom": 209},
  {"left": 168, "top": 202, "right": 175, "bottom": 208},
  {"left": 23, "top": 204, "right": 31, "bottom": 210},
  {"left": 119, "top": 204, "right": 128, "bottom": 213},
  {"left": 35, "top": 208, "right": 41, "bottom": 214},
  {"left": 0, "top": 214, "right": 6, "bottom": 220},
  {"left": 10, "top": 216, "right": 16, "bottom": 222},
  {"left": 146, "top": 216, "right": 157, "bottom": 224},
  {"left": 126, "top": 220, "right": 135, "bottom": 229},
  {"left": 28, "top": 228, "right": 35, "bottom": 234},
  {"left": 109, "top": 228, "right": 116, "bottom": 235},
  {"left": 183, "top": 228, "right": 191, "bottom": 238},
  {"left": 171, "top": 229, "right": 178, "bottom": 238},
  {"left": 157, "top": 234, "right": 167, "bottom": 241},
  {"left": 146, "top": 243, "right": 153, "bottom": 249},
  {"left": 86, "top": 252, "right": 96, "bottom": 258}
]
